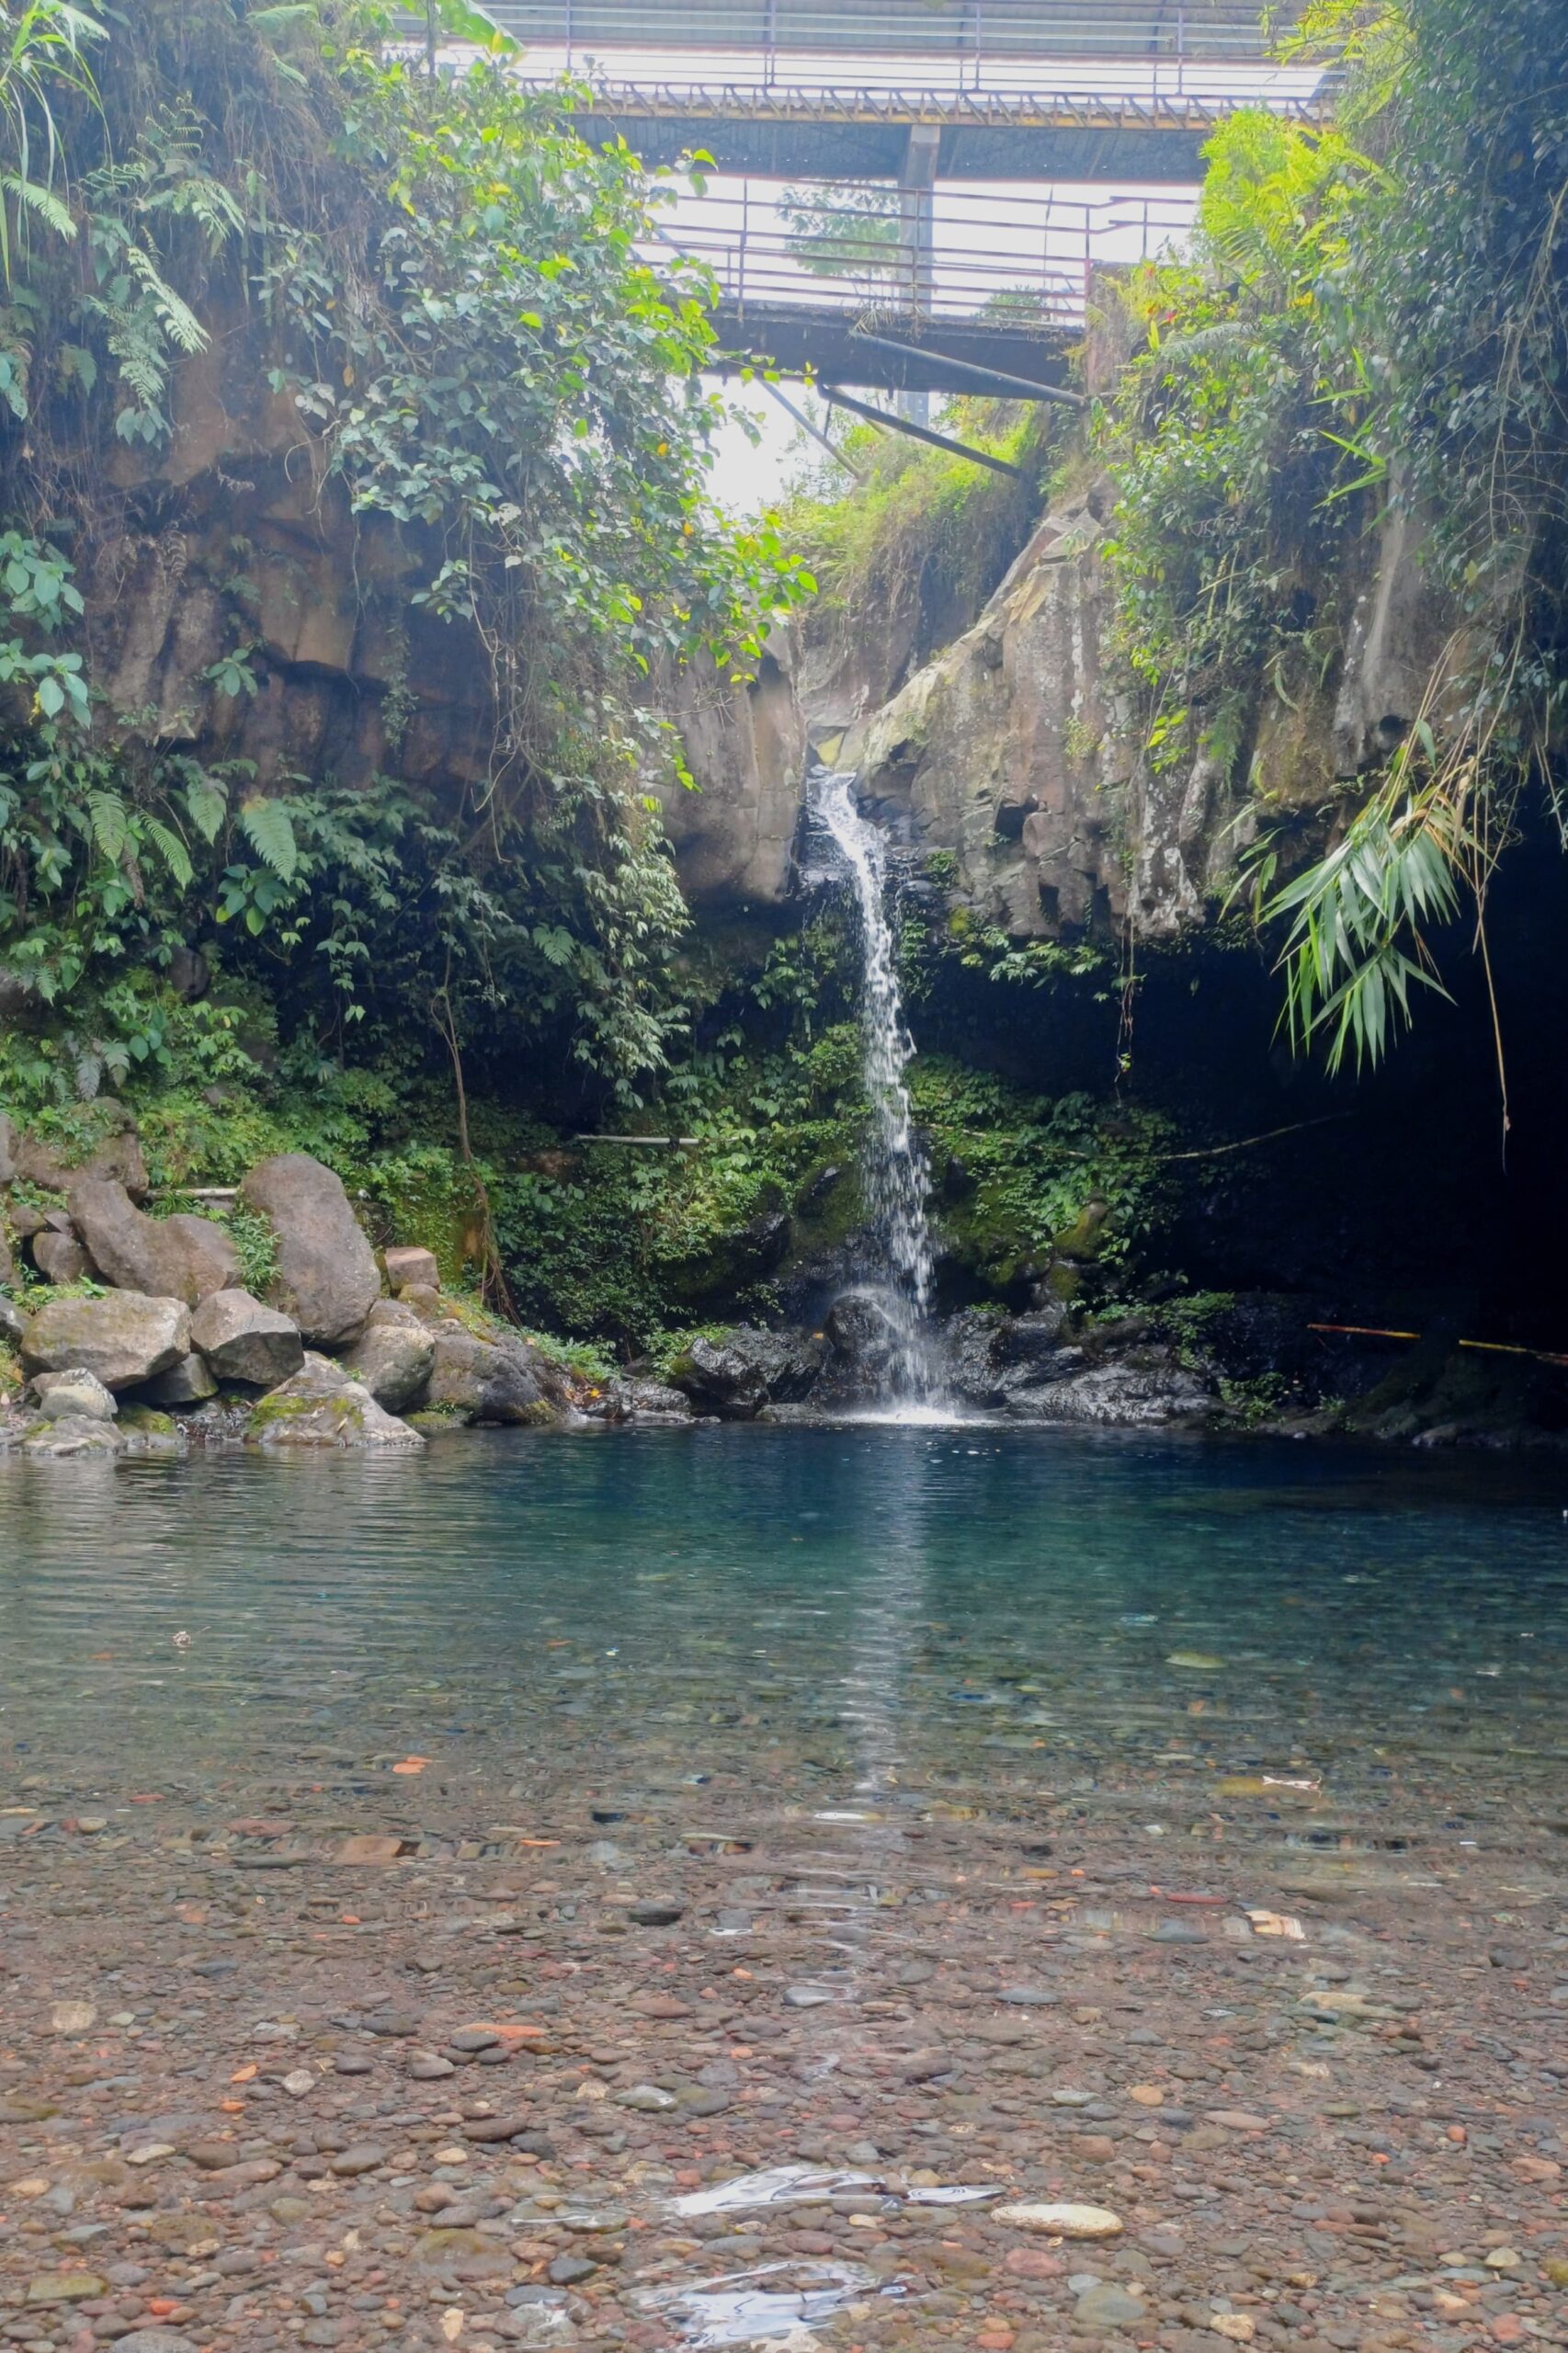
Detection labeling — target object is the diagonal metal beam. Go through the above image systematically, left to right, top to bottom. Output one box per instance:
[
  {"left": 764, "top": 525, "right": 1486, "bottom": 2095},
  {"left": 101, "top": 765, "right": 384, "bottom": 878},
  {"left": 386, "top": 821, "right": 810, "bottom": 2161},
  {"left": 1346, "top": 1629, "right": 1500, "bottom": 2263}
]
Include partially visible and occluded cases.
[
  {"left": 847, "top": 327, "right": 1085, "bottom": 406},
  {"left": 822, "top": 385, "right": 1026, "bottom": 475}
]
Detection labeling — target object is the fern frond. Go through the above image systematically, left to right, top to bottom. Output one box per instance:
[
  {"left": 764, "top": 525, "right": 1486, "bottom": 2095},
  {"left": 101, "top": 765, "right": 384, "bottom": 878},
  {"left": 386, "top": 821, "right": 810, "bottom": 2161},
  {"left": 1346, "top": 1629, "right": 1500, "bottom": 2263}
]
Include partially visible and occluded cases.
[
  {"left": 1, "top": 176, "right": 75, "bottom": 241},
  {"left": 122, "top": 244, "right": 209, "bottom": 354},
  {"left": 184, "top": 768, "right": 228, "bottom": 843},
  {"left": 85, "top": 789, "right": 130, "bottom": 862},
  {"left": 239, "top": 797, "right": 299, "bottom": 881},
  {"left": 143, "top": 815, "right": 194, "bottom": 890}
]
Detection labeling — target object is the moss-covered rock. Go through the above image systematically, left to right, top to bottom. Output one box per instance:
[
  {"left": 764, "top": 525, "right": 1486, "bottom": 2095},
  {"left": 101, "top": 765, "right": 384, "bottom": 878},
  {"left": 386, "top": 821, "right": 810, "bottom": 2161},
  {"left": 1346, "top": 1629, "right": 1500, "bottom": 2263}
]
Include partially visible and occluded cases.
[{"left": 247, "top": 1353, "right": 423, "bottom": 1450}]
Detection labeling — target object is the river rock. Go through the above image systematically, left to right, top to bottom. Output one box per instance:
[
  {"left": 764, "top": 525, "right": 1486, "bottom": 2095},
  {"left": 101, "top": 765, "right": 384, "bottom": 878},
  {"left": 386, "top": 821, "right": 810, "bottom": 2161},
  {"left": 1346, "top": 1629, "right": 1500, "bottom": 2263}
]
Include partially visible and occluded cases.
[
  {"left": 10, "top": 1102, "right": 148, "bottom": 1198},
  {"left": 0, "top": 1108, "right": 16, "bottom": 1183},
  {"left": 237, "top": 1153, "right": 381, "bottom": 1347},
  {"left": 69, "top": 1177, "right": 241, "bottom": 1304},
  {"left": 0, "top": 1225, "right": 14, "bottom": 1290},
  {"left": 31, "top": 1229, "right": 89, "bottom": 1284},
  {"left": 385, "top": 1244, "right": 439, "bottom": 1290},
  {"left": 189, "top": 1289, "right": 304, "bottom": 1387},
  {"left": 824, "top": 1290, "right": 906, "bottom": 1389},
  {"left": 0, "top": 1291, "right": 23, "bottom": 1344},
  {"left": 21, "top": 1291, "right": 190, "bottom": 1391},
  {"left": 995, "top": 1301, "right": 1071, "bottom": 1359},
  {"left": 945, "top": 1304, "right": 1080, "bottom": 1409},
  {"left": 339, "top": 1310, "right": 437, "bottom": 1412},
  {"left": 419, "top": 1324, "right": 552, "bottom": 1425},
  {"left": 668, "top": 1325, "right": 826, "bottom": 1418},
  {"left": 144, "top": 1351, "right": 220, "bottom": 1404},
  {"left": 249, "top": 1351, "right": 423, "bottom": 1449},
  {"left": 1019, "top": 1357, "right": 1212, "bottom": 1426},
  {"left": 32, "top": 1368, "right": 117, "bottom": 1422},
  {"left": 603, "top": 1378, "right": 692, "bottom": 1423},
  {"left": 19, "top": 1413, "right": 121, "bottom": 1454},
  {"left": 995, "top": 2202, "right": 1124, "bottom": 2239},
  {"left": 25, "top": 2270, "right": 107, "bottom": 2305},
  {"left": 1074, "top": 2280, "right": 1148, "bottom": 2331},
  {"left": 113, "top": 2334, "right": 199, "bottom": 2353}
]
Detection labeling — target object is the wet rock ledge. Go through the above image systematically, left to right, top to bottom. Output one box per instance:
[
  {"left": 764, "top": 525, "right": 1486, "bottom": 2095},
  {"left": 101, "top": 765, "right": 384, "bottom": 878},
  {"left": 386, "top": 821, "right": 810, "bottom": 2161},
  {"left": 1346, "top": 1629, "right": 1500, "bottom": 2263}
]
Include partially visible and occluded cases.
[{"left": 0, "top": 1114, "right": 574, "bottom": 1459}]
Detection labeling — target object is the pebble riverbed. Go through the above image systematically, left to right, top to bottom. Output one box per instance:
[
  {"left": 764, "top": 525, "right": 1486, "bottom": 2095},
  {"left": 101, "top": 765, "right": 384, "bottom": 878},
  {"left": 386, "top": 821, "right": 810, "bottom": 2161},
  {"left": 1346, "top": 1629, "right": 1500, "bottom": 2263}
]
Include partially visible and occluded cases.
[{"left": 0, "top": 1427, "right": 1564, "bottom": 2353}]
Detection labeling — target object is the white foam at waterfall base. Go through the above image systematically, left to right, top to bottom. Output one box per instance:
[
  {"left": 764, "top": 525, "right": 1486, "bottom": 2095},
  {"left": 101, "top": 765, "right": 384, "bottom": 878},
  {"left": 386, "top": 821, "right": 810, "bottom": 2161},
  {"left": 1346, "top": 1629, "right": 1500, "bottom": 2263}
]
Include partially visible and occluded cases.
[{"left": 816, "top": 771, "right": 943, "bottom": 1410}]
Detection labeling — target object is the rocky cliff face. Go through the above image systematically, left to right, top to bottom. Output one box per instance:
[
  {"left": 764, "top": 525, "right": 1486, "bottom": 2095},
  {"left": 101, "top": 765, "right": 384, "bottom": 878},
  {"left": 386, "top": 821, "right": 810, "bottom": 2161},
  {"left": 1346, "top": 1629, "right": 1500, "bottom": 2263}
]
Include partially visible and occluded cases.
[
  {"left": 80, "top": 297, "right": 1457, "bottom": 949},
  {"left": 80, "top": 317, "right": 812, "bottom": 919},
  {"left": 81, "top": 323, "right": 496, "bottom": 802},
  {"left": 676, "top": 463, "right": 1460, "bottom": 946},
  {"left": 845, "top": 484, "right": 1460, "bottom": 941},
  {"left": 655, "top": 631, "right": 807, "bottom": 907}
]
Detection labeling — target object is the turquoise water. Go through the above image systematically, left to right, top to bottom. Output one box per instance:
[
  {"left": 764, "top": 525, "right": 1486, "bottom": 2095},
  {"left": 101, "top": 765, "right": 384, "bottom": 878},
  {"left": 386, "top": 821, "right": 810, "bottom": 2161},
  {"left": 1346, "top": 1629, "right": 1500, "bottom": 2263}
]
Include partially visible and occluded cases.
[{"left": 2, "top": 1426, "right": 1564, "bottom": 1819}]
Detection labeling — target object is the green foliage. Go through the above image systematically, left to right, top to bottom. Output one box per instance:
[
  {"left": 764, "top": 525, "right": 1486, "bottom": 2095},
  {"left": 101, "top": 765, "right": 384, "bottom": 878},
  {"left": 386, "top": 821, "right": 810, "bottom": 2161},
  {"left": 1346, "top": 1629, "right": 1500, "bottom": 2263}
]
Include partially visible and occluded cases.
[
  {"left": 0, "top": 0, "right": 812, "bottom": 1109},
  {"left": 0, "top": 0, "right": 107, "bottom": 290},
  {"left": 1098, "top": 0, "right": 1568, "bottom": 1070},
  {"left": 1100, "top": 115, "right": 1380, "bottom": 767},
  {"left": 779, "top": 181, "right": 902, "bottom": 289},
  {"left": 782, "top": 397, "right": 1055, "bottom": 654},
  {"left": 1243, "top": 731, "right": 1469, "bottom": 1069},
  {"left": 921, "top": 915, "right": 1111, "bottom": 998},
  {"left": 908, "top": 1058, "right": 1177, "bottom": 1287},
  {"left": 223, "top": 1199, "right": 278, "bottom": 1296}
]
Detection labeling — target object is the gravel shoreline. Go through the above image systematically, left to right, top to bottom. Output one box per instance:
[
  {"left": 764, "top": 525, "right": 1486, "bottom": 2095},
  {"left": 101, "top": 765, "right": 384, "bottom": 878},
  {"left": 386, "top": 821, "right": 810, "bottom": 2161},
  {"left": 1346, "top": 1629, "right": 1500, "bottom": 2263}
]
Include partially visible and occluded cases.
[{"left": 3, "top": 1708, "right": 1564, "bottom": 2353}]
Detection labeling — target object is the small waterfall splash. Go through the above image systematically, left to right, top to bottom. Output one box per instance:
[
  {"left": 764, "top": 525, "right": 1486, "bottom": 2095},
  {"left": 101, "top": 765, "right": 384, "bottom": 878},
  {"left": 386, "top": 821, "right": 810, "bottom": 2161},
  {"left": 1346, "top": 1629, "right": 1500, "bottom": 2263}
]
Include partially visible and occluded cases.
[{"left": 816, "top": 769, "right": 939, "bottom": 1408}]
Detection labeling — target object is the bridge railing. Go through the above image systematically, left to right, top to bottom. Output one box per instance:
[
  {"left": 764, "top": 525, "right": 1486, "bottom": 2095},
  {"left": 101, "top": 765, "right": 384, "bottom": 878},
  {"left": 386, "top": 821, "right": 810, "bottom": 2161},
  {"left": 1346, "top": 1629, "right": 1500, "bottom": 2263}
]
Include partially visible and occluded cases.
[
  {"left": 480, "top": 2, "right": 1303, "bottom": 89},
  {"left": 654, "top": 179, "right": 1194, "bottom": 330}
]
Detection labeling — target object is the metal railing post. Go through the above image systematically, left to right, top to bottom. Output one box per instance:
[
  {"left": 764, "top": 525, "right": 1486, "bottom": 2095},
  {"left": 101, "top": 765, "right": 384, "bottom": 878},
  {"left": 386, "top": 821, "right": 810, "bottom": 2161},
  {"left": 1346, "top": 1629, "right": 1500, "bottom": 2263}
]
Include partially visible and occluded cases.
[{"left": 563, "top": 0, "right": 573, "bottom": 73}]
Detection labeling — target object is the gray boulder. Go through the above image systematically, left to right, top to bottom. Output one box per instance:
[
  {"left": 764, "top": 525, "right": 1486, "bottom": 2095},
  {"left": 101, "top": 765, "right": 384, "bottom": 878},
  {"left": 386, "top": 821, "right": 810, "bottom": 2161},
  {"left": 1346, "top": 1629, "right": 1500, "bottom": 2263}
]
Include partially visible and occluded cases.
[
  {"left": 10, "top": 1102, "right": 148, "bottom": 1199},
  {"left": 0, "top": 1109, "right": 16, "bottom": 1184},
  {"left": 238, "top": 1154, "right": 381, "bottom": 1347},
  {"left": 70, "top": 1177, "right": 241, "bottom": 1305},
  {"left": 0, "top": 1225, "right": 14, "bottom": 1289},
  {"left": 31, "top": 1229, "right": 88, "bottom": 1284},
  {"left": 384, "top": 1244, "right": 439, "bottom": 1291},
  {"left": 397, "top": 1281, "right": 446, "bottom": 1322},
  {"left": 189, "top": 1290, "right": 304, "bottom": 1388},
  {"left": 824, "top": 1290, "right": 905, "bottom": 1390},
  {"left": 21, "top": 1292, "right": 190, "bottom": 1392},
  {"left": 0, "top": 1293, "right": 23, "bottom": 1345},
  {"left": 994, "top": 1302, "right": 1071, "bottom": 1362},
  {"left": 944, "top": 1305, "right": 1075, "bottom": 1409},
  {"left": 339, "top": 1307, "right": 437, "bottom": 1412},
  {"left": 419, "top": 1324, "right": 553, "bottom": 1426},
  {"left": 669, "top": 1324, "right": 826, "bottom": 1420},
  {"left": 145, "top": 1352, "right": 220, "bottom": 1405},
  {"left": 248, "top": 1352, "right": 423, "bottom": 1450},
  {"left": 1021, "top": 1357, "right": 1212, "bottom": 1427},
  {"left": 32, "top": 1368, "right": 117, "bottom": 1422},
  {"left": 603, "top": 1378, "right": 693, "bottom": 1424},
  {"left": 21, "top": 1412, "right": 121, "bottom": 1457},
  {"left": 105, "top": 2334, "right": 199, "bottom": 2353}
]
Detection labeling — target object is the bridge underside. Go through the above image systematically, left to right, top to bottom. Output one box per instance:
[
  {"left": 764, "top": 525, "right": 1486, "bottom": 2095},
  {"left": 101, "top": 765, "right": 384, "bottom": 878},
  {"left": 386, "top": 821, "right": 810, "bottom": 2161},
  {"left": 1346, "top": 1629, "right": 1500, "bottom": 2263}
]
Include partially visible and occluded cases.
[
  {"left": 574, "top": 105, "right": 1221, "bottom": 182},
  {"left": 709, "top": 304, "right": 1077, "bottom": 393}
]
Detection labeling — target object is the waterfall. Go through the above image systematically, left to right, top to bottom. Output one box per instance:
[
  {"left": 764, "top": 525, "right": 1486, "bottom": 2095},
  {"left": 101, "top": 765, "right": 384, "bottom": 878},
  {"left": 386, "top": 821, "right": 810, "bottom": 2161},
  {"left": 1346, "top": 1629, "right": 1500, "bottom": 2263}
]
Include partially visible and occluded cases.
[{"left": 817, "top": 769, "right": 939, "bottom": 1406}]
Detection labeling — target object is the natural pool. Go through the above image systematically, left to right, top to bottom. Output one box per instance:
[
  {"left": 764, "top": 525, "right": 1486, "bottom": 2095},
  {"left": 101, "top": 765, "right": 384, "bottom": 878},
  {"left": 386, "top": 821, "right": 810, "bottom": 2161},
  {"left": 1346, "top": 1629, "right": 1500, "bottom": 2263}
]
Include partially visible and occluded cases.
[
  {"left": 2, "top": 1425, "right": 1565, "bottom": 1790},
  {"left": 1, "top": 1427, "right": 1565, "bottom": 2353}
]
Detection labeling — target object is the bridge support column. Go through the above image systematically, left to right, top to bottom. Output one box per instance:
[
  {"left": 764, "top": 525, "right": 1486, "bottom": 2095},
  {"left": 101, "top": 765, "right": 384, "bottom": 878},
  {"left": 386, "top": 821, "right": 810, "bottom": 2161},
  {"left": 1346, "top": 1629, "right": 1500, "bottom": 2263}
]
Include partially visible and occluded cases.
[{"left": 897, "top": 124, "right": 940, "bottom": 428}]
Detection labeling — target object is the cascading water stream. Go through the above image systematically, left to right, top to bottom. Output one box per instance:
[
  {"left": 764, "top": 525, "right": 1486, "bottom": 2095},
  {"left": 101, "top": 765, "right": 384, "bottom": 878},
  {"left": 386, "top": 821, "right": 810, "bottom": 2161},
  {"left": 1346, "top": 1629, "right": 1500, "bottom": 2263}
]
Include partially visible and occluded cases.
[{"left": 816, "top": 768, "right": 940, "bottom": 1407}]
